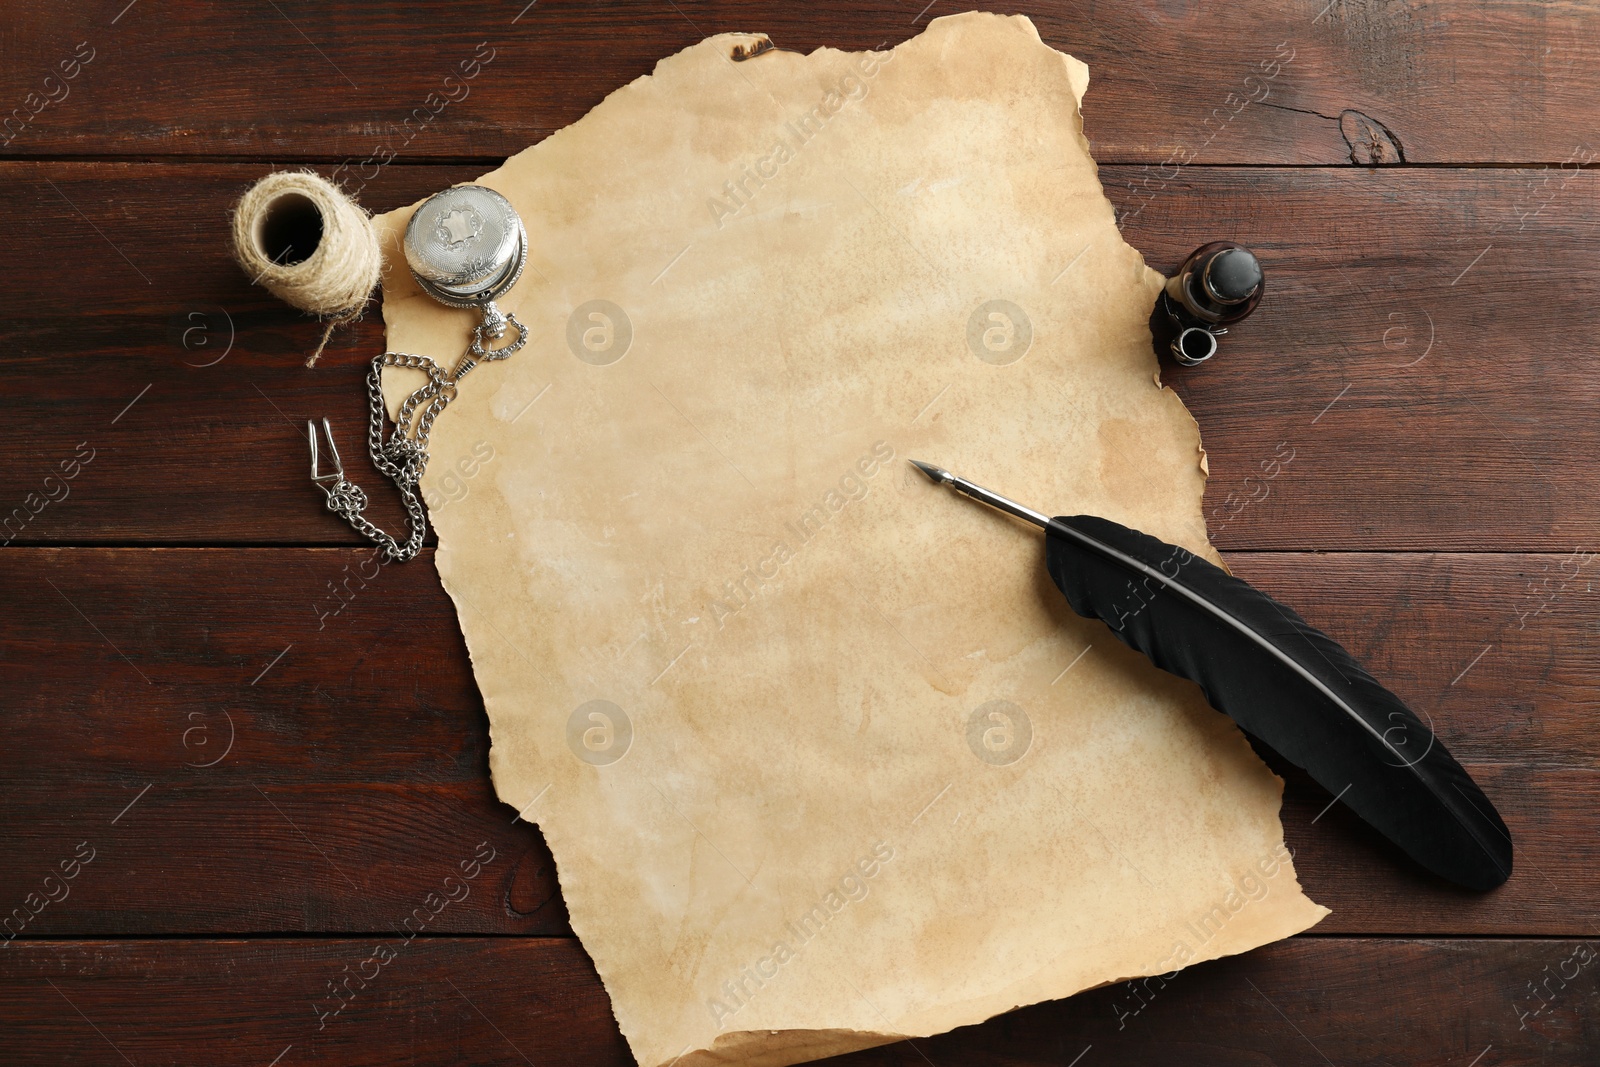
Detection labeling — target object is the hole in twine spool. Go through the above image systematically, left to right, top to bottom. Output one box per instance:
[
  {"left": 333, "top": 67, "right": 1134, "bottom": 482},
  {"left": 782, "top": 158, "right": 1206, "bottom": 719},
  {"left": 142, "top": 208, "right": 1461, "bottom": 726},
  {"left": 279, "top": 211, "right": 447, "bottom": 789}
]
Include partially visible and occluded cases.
[
  {"left": 231, "top": 171, "right": 382, "bottom": 367},
  {"left": 257, "top": 192, "right": 324, "bottom": 266}
]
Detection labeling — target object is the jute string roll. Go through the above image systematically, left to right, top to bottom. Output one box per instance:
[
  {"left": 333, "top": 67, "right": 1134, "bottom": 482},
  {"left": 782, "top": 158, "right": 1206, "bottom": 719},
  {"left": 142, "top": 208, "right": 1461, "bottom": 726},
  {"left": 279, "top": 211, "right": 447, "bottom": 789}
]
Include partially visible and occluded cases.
[{"left": 231, "top": 171, "right": 383, "bottom": 367}]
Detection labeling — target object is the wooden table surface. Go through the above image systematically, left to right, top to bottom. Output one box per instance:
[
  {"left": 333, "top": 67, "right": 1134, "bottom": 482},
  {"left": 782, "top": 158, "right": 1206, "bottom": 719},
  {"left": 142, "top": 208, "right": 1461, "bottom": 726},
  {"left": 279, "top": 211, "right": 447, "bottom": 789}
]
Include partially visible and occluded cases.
[{"left": 3, "top": 2, "right": 1597, "bottom": 1064}]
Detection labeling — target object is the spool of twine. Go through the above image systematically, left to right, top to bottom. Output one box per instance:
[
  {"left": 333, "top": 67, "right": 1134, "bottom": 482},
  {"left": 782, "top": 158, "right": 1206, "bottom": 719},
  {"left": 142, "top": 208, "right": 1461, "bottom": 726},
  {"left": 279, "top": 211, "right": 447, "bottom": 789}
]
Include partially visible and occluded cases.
[{"left": 231, "top": 171, "right": 383, "bottom": 367}]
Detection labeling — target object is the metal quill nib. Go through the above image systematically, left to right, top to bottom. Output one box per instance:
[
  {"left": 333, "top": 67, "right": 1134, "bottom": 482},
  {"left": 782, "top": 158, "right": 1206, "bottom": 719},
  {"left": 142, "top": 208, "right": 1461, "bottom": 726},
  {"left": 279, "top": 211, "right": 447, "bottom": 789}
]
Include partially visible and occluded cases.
[{"left": 909, "top": 459, "right": 1050, "bottom": 528}]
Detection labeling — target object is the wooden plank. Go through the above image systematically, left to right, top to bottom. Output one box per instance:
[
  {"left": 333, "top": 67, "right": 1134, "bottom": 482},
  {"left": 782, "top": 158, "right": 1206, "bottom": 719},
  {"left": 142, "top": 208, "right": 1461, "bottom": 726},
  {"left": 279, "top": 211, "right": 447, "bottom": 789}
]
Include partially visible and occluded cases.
[
  {"left": 2, "top": 1, "right": 1597, "bottom": 164},
  {"left": 1, "top": 162, "right": 1595, "bottom": 549},
  {"left": 0, "top": 545, "right": 570, "bottom": 937},
  {"left": 2, "top": 547, "right": 1594, "bottom": 936},
  {"left": 0, "top": 780, "right": 569, "bottom": 939},
  {"left": 1, "top": 937, "right": 1593, "bottom": 1064},
  {"left": 0, "top": 939, "right": 627, "bottom": 1067}
]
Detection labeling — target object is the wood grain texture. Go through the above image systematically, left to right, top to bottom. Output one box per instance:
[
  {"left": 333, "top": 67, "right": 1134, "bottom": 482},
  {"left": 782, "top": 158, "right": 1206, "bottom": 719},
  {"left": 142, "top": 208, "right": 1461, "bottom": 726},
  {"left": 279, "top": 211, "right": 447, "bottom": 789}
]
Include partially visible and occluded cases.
[
  {"left": 2, "top": 0, "right": 1597, "bottom": 164},
  {"left": 3, "top": 0, "right": 1594, "bottom": 1060},
  {"left": 1, "top": 163, "right": 1596, "bottom": 550},
  {"left": 2, "top": 548, "right": 1592, "bottom": 937},
  {"left": 2, "top": 937, "right": 1593, "bottom": 1066},
  {"left": 0, "top": 938, "right": 628, "bottom": 1067}
]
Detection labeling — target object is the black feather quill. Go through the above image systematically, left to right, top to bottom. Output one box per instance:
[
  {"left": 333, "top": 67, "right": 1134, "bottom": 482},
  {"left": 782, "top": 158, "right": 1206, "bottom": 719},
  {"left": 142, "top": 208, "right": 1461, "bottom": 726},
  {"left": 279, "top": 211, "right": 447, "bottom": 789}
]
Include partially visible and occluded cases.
[{"left": 911, "top": 460, "right": 1513, "bottom": 891}]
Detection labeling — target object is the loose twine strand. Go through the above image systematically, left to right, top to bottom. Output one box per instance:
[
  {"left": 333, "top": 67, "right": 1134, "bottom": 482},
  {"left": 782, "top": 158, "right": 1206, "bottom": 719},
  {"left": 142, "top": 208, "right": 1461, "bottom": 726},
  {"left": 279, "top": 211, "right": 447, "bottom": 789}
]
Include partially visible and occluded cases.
[{"left": 230, "top": 171, "right": 382, "bottom": 368}]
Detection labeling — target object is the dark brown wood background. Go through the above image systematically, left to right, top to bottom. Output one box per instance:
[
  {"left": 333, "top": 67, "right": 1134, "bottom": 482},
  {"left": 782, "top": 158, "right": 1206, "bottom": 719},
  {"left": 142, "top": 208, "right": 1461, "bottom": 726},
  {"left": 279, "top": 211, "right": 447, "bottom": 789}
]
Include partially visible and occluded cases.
[{"left": 3, "top": 1, "right": 1597, "bottom": 1064}]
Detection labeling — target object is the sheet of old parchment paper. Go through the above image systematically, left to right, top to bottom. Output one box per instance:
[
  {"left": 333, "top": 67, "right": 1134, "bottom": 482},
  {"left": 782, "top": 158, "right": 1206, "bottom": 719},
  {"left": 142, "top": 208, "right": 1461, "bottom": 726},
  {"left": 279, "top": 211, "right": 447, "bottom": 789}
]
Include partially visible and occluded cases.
[{"left": 373, "top": 12, "right": 1327, "bottom": 1066}]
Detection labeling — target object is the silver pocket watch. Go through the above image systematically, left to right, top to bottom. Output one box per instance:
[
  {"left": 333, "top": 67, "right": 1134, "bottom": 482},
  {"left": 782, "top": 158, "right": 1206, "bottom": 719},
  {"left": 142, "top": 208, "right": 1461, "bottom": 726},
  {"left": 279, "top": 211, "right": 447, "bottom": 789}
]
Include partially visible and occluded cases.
[{"left": 310, "top": 185, "right": 528, "bottom": 562}]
